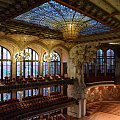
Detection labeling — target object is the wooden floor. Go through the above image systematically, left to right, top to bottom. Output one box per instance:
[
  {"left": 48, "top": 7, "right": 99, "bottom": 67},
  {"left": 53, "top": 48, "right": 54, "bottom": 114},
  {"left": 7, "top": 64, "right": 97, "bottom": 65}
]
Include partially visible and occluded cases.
[{"left": 80, "top": 102, "right": 120, "bottom": 120}]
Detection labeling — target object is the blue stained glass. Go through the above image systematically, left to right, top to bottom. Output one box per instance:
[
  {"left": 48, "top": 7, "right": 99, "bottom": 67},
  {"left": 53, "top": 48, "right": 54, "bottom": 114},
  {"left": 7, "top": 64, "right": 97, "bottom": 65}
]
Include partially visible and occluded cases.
[
  {"left": 14, "top": 0, "right": 112, "bottom": 35},
  {"left": 0, "top": 47, "right": 1, "bottom": 59},
  {"left": 97, "top": 49, "right": 104, "bottom": 57},
  {"left": 107, "top": 49, "right": 114, "bottom": 57},
  {"left": 43, "top": 62, "right": 48, "bottom": 76},
  {"left": 43, "top": 88, "right": 48, "bottom": 96},
  {"left": 33, "top": 89, "right": 39, "bottom": 95},
  {"left": 17, "top": 91, "right": 23, "bottom": 100},
  {"left": 3, "top": 93, "right": 11, "bottom": 101},
  {"left": 0, "top": 94, "right": 1, "bottom": 101}
]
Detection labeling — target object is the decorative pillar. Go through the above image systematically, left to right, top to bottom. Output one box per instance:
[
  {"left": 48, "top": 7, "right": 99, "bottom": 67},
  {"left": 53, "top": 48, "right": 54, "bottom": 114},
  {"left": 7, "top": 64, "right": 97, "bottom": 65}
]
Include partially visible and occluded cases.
[
  {"left": 12, "top": 61, "right": 16, "bottom": 78},
  {"left": 67, "top": 82, "right": 86, "bottom": 118},
  {"left": 48, "top": 87, "right": 50, "bottom": 96},
  {"left": 39, "top": 88, "right": 43, "bottom": 95},
  {"left": 12, "top": 90, "right": 16, "bottom": 99},
  {"left": 19, "top": 91, "right": 23, "bottom": 102},
  {"left": 81, "top": 98, "right": 86, "bottom": 117}
]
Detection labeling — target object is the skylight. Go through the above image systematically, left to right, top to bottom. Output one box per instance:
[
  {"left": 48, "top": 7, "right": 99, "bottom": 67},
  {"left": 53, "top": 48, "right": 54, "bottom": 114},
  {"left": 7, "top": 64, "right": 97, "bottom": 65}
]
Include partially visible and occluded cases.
[{"left": 14, "top": 0, "right": 112, "bottom": 35}]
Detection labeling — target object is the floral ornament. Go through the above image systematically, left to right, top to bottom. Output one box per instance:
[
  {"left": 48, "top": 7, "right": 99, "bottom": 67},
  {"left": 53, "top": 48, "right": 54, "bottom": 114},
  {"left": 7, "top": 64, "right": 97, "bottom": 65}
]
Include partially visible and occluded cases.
[
  {"left": 71, "top": 43, "right": 99, "bottom": 100},
  {"left": 72, "top": 44, "right": 98, "bottom": 66},
  {"left": 14, "top": 51, "right": 31, "bottom": 61},
  {"left": 23, "top": 52, "right": 30, "bottom": 60},
  {"left": 71, "top": 80, "right": 86, "bottom": 100}
]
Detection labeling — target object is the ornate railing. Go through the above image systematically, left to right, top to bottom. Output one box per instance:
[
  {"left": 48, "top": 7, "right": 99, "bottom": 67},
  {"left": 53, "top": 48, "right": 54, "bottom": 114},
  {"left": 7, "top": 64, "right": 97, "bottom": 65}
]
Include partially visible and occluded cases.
[{"left": 0, "top": 79, "right": 74, "bottom": 92}]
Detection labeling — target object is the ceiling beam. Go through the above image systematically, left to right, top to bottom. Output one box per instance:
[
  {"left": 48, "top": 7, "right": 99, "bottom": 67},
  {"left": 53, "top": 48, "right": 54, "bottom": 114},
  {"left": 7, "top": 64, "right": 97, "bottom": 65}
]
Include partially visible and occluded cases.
[
  {"left": 0, "top": 0, "right": 15, "bottom": 4},
  {"left": 104, "top": 0, "right": 120, "bottom": 11},
  {"left": 0, "top": 1, "right": 9, "bottom": 8}
]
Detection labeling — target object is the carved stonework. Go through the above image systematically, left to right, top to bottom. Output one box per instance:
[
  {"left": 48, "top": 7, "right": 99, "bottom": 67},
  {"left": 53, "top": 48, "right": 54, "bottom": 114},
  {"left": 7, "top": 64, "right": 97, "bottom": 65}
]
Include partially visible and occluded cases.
[
  {"left": 71, "top": 80, "right": 86, "bottom": 100},
  {"left": 86, "top": 85, "right": 120, "bottom": 103}
]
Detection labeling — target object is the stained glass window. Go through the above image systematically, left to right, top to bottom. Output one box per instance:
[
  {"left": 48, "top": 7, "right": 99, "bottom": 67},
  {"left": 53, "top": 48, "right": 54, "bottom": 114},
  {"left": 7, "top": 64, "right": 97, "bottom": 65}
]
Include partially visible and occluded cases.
[
  {"left": 14, "top": 0, "right": 112, "bottom": 35},
  {"left": 0, "top": 46, "right": 11, "bottom": 80},
  {"left": 16, "top": 48, "right": 39, "bottom": 78},
  {"left": 96, "top": 49, "right": 105, "bottom": 73},
  {"left": 106, "top": 49, "right": 115, "bottom": 73},
  {"left": 43, "top": 51, "right": 60, "bottom": 76},
  {"left": 50, "top": 51, "right": 60, "bottom": 76},
  {"left": 43, "top": 88, "right": 49, "bottom": 96},
  {"left": 33, "top": 89, "right": 39, "bottom": 96},
  {"left": 25, "top": 90, "right": 32, "bottom": 97},
  {"left": 17, "top": 91, "right": 23, "bottom": 100},
  {"left": 3, "top": 92, "right": 11, "bottom": 101},
  {"left": 0, "top": 93, "right": 1, "bottom": 101}
]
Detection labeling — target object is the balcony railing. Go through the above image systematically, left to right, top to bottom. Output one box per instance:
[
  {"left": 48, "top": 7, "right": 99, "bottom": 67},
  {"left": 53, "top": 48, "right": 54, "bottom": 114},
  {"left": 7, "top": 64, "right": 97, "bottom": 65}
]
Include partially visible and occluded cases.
[{"left": 0, "top": 79, "right": 74, "bottom": 92}]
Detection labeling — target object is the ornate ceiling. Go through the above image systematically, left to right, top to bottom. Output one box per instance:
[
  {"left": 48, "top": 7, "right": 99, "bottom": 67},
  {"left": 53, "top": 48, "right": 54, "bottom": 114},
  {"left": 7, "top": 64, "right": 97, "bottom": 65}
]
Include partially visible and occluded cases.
[{"left": 0, "top": 0, "right": 119, "bottom": 43}]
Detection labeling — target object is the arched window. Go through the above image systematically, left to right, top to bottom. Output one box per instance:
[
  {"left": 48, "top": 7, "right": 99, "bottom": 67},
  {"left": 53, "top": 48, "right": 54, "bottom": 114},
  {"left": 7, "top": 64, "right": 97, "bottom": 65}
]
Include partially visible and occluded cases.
[
  {"left": 0, "top": 46, "right": 11, "bottom": 80},
  {"left": 17, "top": 48, "right": 39, "bottom": 78},
  {"left": 96, "top": 49, "right": 104, "bottom": 73},
  {"left": 106, "top": 49, "right": 115, "bottom": 74},
  {"left": 43, "top": 51, "right": 61, "bottom": 76},
  {"left": 50, "top": 51, "right": 61, "bottom": 76}
]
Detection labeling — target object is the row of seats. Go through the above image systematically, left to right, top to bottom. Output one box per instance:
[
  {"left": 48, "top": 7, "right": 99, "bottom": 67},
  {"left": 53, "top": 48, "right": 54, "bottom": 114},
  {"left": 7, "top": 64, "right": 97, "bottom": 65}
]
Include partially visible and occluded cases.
[
  {"left": 4, "top": 75, "right": 62, "bottom": 85},
  {"left": 0, "top": 94, "right": 75, "bottom": 120}
]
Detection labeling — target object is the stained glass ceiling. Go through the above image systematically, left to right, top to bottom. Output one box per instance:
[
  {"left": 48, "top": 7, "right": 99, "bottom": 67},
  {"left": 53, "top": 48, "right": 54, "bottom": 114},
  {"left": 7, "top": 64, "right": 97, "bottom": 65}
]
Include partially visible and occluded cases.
[{"left": 14, "top": 0, "right": 112, "bottom": 35}]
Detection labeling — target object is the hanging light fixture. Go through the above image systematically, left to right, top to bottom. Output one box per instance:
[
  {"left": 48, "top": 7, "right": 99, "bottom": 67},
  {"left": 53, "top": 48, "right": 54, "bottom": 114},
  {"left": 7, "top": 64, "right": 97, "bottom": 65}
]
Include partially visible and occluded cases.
[
  {"left": 60, "top": 20, "right": 87, "bottom": 40},
  {"left": 14, "top": 36, "right": 30, "bottom": 61}
]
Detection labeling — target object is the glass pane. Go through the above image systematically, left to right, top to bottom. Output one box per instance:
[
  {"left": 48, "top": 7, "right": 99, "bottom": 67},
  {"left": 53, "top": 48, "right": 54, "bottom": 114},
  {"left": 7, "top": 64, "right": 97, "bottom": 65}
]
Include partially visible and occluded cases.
[
  {"left": 0, "top": 47, "right": 1, "bottom": 59},
  {"left": 3, "top": 48, "right": 7, "bottom": 59},
  {"left": 97, "top": 49, "right": 104, "bottom": 57},
  {"left": 107, "top": 49, "right": 114, "bottom": 57},
  {"left": 7, "top": 51, "right": 11, "bottom": 59},
  {"left": 33, "top": 51, "right": 35, "bottom": 60},
  {"left": 36, "top": 53, "right": 38, "bottom": 60},
  {"left": 3, "top": 61, "right": 7, "bottom": 79},
  {"left": 0, "top": 62, "right": 1, "bottom": 79},
  {"left": 17, "top": 62, "right": 20, "bottom": 76},
  {"left": 25, "top": 62, "right": 29, "bottom": 78},
  {"left": 43, "top": 62, "right": 48, "bottom": 76},
  {"left": 50, "top": 86, "right": 55, "bottom": 92},
  {"left": 43, "top": 88, "right": 48, "bottom": 96},
  {"left": 33, "top": 89, "right": 39, "bottom": 96},
  {"left": 25, "top": 90, "right": 29, "bottom": 97},
  {"left": 29, "top": 90, "right": 32, "bottom": 96},
  {"left": 17, "top": 91, "right": 23, "bottom": 100},
  {"left": 3, "top": 93, "right": 11, "bottom": 101},
  {"left": 0, "top": 94, "right": 1, "bottom": 101}
]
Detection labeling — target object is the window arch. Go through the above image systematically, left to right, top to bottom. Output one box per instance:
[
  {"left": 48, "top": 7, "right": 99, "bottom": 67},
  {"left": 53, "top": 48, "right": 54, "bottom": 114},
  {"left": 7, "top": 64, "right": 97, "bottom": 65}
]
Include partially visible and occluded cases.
[
  {"left": 0, "top": 46, "right": 12, "bottom": 80},
  {"left": 17, "top": 48, "right": 39, "bottom": 78},
  {"left": 96, "top": 49, "right": 105, "bottom": 73},
  {"left": 106, "top": 49, "right": 115, "bottom": 74},
  {"left": 43, "top": 51, "right": 61, "bottom": 76},
  {"left": 50, "top": 51, "right": 61, "bottom": 76}
]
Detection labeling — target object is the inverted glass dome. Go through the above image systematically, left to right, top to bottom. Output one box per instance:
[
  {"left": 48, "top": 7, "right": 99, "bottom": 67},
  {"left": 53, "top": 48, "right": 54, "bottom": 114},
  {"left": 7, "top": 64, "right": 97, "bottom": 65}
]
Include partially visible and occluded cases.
[{"left": 14, "top": 0, "right": 112, "bottom": 37}]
